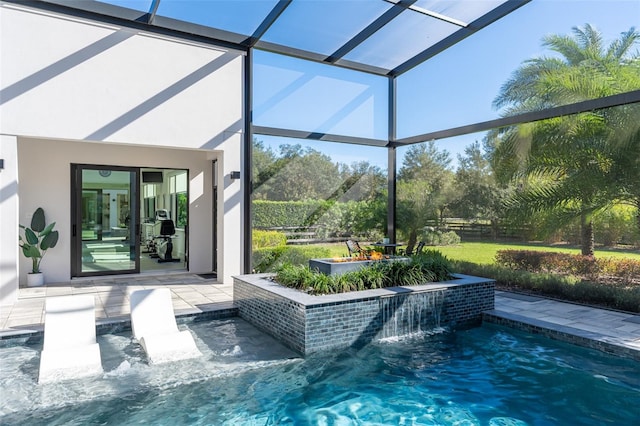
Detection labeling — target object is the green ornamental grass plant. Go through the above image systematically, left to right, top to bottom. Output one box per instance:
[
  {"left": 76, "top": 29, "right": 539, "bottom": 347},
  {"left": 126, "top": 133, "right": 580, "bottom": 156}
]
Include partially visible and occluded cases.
[{"left": 274, "top": 250, "right": 452, "bottom": 295}]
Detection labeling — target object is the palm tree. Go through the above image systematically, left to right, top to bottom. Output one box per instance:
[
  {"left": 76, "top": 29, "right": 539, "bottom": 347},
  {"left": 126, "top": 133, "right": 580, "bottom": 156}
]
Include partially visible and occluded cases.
[{"left": 490, "top": 24, "right": 640, "bottom": 255}]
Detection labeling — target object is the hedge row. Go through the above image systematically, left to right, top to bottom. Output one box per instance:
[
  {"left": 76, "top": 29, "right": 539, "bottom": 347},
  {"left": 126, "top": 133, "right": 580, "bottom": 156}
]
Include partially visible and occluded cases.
[
  {"left": 253, "top": 199, "right": 385, "bottom": 240},
  {"left": 253, "top": 200, "right": 329, "bottom": 228},
  {"left": 252, "top": 245, "right": 331, "bottom": 273},
  {"left": 495, "top": 250, "right": 640, "bottom": 279},
  {"left": 453, "top": 260, "right": 640, "bottom": 313}
]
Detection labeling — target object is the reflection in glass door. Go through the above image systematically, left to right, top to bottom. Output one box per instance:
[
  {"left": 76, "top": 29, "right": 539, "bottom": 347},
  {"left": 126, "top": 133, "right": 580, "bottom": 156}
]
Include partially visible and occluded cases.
[{"left": 72, "top": 165, "right": 139, "bottom": 276}]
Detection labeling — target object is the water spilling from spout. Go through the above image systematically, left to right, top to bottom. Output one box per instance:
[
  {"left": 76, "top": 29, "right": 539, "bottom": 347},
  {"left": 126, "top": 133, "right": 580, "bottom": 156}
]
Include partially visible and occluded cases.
[{"left": 379, "top": 290, "right": 445, "bottom": 339}]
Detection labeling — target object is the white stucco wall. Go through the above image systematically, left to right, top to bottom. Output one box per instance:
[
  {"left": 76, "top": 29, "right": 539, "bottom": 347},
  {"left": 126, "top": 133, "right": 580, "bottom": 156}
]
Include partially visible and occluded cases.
[
  {"left": 0, "top": 4, "right": 245, "bottom": 304},
  {"left": 0, "top": 4, "right": 243, "bottom": 149},
  {"left": 215, "top": 132, "right": 245, "bottom": 283},
  {"left": 0, "top": 135, "right": 20, "bottom": 306}
]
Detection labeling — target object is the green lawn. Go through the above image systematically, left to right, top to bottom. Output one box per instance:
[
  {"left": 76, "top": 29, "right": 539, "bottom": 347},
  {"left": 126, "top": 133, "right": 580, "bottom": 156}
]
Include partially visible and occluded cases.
[
  {"left": 313, "top": 241, "right": 640, "bottom": 265},
  {"left": 436, "top": 241, "right": 640, "bottom": 264},
  {"left": 319, "top": 242, "right": 355, "bottom": 258}
]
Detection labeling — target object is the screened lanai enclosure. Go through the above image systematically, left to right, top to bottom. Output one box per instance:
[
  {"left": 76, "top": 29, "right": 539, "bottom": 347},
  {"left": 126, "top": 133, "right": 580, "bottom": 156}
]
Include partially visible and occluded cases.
[{"left": 12, "top": 0, "right": 640, "bottom": 272}]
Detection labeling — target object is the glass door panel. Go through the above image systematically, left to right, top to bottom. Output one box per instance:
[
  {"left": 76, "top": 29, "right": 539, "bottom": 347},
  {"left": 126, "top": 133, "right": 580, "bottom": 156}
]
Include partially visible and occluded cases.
[{"left": 72, "top": 166, "right": 139, "bottom": 276}]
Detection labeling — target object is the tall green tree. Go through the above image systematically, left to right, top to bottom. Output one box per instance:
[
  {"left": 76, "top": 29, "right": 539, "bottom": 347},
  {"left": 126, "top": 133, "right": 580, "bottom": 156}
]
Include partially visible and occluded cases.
[
  {"left": 490, "top": 24, "right": 640, "bottom": 255},
  {"left": 252, "top": 138, "right": 278, "bottom": 200},
  {"left": 397, "top": 141, "right": 455, "bottom": 250},
  {"left": 451, "top": 141, "right": 508, "bottom": 234},
  {"left": 255, "top": 144, "right": 342, "bottom": 201},
  {"left": 338, "top": 161, "right": 386, "bottom": 203}
]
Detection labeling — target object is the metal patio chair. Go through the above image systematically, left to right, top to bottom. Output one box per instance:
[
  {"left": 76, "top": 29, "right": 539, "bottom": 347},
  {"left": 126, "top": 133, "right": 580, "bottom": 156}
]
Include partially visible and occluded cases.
[{"left": 346, "top": 239, "right": 366, "bottom": 257}]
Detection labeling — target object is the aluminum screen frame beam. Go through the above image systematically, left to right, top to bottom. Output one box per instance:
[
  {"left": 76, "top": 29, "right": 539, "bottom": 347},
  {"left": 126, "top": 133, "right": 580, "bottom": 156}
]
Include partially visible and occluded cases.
[
  {"left": 11, "top": 0, "right": 249, "bottom": 51},
  {"left": 16, "top": 0, "right": 392, "bottom": 76},
  {"left": 18, "top": 0, "right": 527, "bottom": 77},
  {"left": 146, "top": 0, "right": 160, "bottom": 24},
  {"left": 247, "top": 0, "right": 292, "bottom": 47},
  {"left": 326, "top": 0, "right": 417, "bottom": 64},
  {"left": 391, "top": 0, "right": 532, "bottom": 76},
  {"left": 253, "top": 40, "right": 393, "bottom": 76},
  {"left": 243, "top": 49, "right": 254, "bottom": 274},
  {"left": 387, "top": 77, "right": 398, "bottom": 244},
  {"left": 393, "top": 90, "right": 640, "bottom": 146},
  {"left": 253, "top": 126, "right": 389, "bottom": 147}
]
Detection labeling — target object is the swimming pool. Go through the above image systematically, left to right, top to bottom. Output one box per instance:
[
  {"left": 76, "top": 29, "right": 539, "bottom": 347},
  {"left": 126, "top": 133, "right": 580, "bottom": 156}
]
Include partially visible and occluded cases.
[{"left": 1, "top": 318, "right": 638, "bottom": 425}]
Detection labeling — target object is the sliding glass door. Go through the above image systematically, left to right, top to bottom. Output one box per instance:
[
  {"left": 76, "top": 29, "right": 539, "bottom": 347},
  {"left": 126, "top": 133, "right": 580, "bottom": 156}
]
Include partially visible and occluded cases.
[{"left": 71, "top": 165, "right": 139, "bottom": 276}]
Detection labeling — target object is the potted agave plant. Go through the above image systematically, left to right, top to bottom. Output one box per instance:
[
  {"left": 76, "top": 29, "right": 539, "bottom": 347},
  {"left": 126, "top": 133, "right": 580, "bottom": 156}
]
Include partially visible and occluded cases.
[{"left": 19, "top": 207, "right": 59, "bottom": 287}]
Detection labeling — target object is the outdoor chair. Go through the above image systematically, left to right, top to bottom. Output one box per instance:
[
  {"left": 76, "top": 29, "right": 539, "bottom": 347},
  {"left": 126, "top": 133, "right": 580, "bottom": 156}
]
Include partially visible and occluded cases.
[
  {"left": 346, "top": 239, "right": 367, "bottom": 257},
  {"left": 400, "top": 241, "right": 425, "bottom": 256},
  {"left": 129, "top": 288, "right": 202, "bottom": 364},
  {"left": 38, "top": 295, "right": 103, "bottom": 383}
]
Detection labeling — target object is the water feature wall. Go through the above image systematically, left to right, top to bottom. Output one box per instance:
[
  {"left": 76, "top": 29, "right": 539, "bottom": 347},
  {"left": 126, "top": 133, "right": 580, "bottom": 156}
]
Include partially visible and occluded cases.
[
  {"left": 234, "top": 274, "right": 494, "bottom": 355},
  {"left": 379, "top": 290, "right": 445, "bottom": 339}
]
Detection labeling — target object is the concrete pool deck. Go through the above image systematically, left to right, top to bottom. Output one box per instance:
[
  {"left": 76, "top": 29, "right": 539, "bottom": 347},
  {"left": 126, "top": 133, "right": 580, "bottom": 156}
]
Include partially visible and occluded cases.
[
  {"left": 0, "top": 273, "right": 236, "bottom": 339},
  {"left": 1, "top": 274, "right": 639, "bottom": 360}
]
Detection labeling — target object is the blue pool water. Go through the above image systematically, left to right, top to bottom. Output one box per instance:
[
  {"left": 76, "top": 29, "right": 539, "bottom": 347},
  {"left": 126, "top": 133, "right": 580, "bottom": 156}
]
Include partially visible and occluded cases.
[{"left": 0, "top": 318, "right": 638, "bottom": 425}]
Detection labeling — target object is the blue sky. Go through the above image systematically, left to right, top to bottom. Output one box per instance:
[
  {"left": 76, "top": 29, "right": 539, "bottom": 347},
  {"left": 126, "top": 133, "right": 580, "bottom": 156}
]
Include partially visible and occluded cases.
[{"left": 251, "top": 0, "right": 639, "bottom": 171}]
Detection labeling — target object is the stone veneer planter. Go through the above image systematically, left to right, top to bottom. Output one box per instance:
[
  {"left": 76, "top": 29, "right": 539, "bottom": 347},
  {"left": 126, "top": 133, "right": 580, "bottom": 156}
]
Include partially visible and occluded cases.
[{"left": 234, "top": 273, "right": 495, "bottom": 356}]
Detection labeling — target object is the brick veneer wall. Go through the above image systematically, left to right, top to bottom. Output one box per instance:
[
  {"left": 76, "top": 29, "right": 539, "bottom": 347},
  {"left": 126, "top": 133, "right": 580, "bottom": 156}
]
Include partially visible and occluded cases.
[{"left": 234, "top": 274, "right": 495, "bottom": 356}]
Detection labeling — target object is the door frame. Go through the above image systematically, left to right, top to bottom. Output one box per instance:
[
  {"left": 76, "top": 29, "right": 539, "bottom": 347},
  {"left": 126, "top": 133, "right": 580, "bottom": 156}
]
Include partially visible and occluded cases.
[
  {"left": 212, "top": 159, "right": 218, "bottom": 274},
  {"left": 71, "top": 164, "right": 141, "bottom": 277}
]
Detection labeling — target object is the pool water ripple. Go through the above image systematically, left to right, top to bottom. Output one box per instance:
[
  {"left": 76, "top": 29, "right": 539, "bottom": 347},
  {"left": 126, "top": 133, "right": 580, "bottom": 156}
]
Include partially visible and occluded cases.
[{"left": 1, "top": 319, "right": 638, "bottom": 425}]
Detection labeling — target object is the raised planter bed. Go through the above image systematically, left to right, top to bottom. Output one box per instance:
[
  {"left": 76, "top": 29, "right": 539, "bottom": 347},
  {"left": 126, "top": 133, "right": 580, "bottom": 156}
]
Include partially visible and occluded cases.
[{"left": 234, "top": 273, "right": 495, "bottom": 356}]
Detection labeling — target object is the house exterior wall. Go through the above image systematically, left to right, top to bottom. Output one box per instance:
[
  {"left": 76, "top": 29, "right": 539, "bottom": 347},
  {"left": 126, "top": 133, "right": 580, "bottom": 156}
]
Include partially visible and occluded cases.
[
  {"left": 0, "top": 4, "right": 245, "bottom": 305},
  {"left": 0, "top": 135, "right": 20, "bottom": 305},
  {"left": 16, "top": 138, "right": 216, "bottom": 283}
]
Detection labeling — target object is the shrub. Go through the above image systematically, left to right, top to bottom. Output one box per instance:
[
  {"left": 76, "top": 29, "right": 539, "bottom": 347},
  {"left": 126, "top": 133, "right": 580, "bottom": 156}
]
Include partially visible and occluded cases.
[
  {"left": 253, "top": 200, "right": 328, "bottom": 228},
  {"left": 338, "top": 200, "right": 386, "bottom": 240},
  {"left": 593, "top": 205, "right": 638, "bottom": 246},
  {"left": 422, "top": 228, "right": 461, "bottom": 246},
  {"left": 252, "top": 229, "right": 287, "bottom": 250},
  {"left": 252, "top": 245, "right": 331, "bottom": 273},
  {"left": 413, "top": 249, "right": 453, "bottom": 281},
  {"left": 494, "top": 249, "right": 640, "bottom": 280},
  {"left": 273, "top": 250, "right": 452, "bottom": 295},
  {"left": 495, "top": 250, "right": 599, "bottom": 276},
  {"left": 597, "top": 257, "right": 640, "bottom": 280},
  {"left": 452, "top": 260, "right": 640, "bottom": 313}
]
